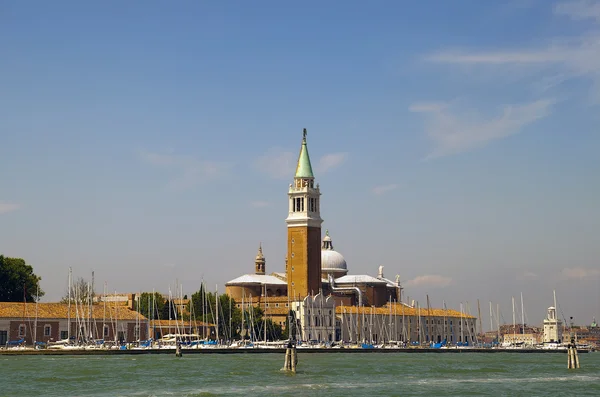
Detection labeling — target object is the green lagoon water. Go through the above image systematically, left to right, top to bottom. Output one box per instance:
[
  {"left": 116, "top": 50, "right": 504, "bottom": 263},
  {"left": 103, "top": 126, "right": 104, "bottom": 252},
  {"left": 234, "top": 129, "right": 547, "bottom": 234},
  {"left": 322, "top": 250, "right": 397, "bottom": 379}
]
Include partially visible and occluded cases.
[{"left": 2, "top": 352, "right": 599, "bottom": 396}]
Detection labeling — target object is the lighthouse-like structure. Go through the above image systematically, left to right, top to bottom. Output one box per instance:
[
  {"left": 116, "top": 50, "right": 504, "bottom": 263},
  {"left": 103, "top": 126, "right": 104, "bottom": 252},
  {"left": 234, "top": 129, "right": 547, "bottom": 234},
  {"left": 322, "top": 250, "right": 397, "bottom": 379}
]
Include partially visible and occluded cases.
[{"left": 286, "top": 129, "right": 323, "bottom": 300}]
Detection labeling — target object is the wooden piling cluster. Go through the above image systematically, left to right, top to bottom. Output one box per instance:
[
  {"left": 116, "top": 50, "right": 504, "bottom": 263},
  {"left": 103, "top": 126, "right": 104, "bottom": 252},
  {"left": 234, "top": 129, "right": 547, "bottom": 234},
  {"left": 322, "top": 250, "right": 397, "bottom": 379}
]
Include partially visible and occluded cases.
[
  {"left": 567, "top": 335, "right": 579, "bottom": 369},
  {"left": 282, "top": 343, "right": 298, "bottom": 373}
]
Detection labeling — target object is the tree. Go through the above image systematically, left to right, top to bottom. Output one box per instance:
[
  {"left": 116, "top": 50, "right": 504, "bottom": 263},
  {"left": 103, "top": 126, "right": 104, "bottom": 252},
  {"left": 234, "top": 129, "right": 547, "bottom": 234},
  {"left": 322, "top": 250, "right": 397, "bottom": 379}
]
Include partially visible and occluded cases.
[
  {"left": 0, "top": 255, "right": 44, "bottom": 302},
  {"left": 61, "top": 277, "right": 95, "bottom": 304},
  {"left": 188, "top": 286, "right": 243, "bottom": 340},
  {"left": 135, "top": 292, "right": 165, "bottom": 320},
  {"left": 161, "top": 299, "right": 179, "bottom": 321},
  {"left": 240, "top": 307, "right": 284, "bottom": 341},
  {"left": 265, "top": 318, "right": 284, "bottom": 341}
]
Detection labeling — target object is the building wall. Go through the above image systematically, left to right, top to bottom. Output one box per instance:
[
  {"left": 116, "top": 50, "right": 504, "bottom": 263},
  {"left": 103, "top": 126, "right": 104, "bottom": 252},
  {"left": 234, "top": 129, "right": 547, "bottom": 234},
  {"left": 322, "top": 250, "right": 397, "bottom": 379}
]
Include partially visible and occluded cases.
[
  {"left": 287, "top": 226, "right": 321, "bottom": 300},
  {"left": 331, "top": 283, "right": 393, "bottom": 307},
  {"left": 225, "top": 285, "right": 287, "bottom": 301},
  {"left": 293, "top": 294, "right": 336, "bottom": 343},
  {"left": 338, "top": 311, "right": 478, "bottom": 345},
  {"left": 0, "top": 318, "right": 148, "bottom": 345},
  {"left": 543, "top": 319, "right": 563, "bottom": 343},
  {"left": 2, "top": 320, "right": 67, "bottom": 344},
  {"left": 503, "top": 333, "right": 539, "bottom": 345}
]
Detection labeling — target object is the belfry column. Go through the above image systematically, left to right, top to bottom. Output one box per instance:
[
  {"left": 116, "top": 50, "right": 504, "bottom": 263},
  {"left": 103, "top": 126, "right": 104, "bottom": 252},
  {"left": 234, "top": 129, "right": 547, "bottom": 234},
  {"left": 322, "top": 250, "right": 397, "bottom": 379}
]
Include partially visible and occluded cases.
[
  {"left": 286, "top": 129, "right": 323, "bottom": 300},
  {"left": 255, "top": 243, "right": 265, "bottom": 275}
]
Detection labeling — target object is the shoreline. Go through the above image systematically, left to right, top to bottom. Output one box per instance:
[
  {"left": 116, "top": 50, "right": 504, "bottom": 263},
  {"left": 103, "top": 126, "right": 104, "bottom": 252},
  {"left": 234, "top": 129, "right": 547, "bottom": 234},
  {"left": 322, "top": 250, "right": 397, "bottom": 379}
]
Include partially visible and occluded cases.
[{"left": 0, "top": 347, "right": 591, "bottom": 356}]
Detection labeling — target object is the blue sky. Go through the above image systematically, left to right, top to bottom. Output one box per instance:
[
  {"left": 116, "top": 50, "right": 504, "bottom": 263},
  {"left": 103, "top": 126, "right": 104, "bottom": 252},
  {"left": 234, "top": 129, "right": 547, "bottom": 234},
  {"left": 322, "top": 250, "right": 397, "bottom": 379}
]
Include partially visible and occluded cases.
[{"left": 1, "top": 0, "right": 599, "bottom": 328}]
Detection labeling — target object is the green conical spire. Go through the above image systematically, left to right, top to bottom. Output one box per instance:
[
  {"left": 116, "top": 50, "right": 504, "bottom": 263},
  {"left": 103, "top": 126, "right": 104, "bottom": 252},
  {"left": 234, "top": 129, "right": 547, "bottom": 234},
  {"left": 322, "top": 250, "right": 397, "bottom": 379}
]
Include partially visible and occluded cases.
[{"left": 295, "top": 128, "right": 314, "bottom": 178}]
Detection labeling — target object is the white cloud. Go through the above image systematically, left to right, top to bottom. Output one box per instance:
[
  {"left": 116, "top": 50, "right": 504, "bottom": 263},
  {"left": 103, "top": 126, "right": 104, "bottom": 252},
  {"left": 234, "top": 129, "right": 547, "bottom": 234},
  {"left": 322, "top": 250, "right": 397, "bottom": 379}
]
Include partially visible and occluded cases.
[
  {"left": 554, "top": 0, "right": 600, "bottom": 21},
  {"left": 424, "top": 1, "right": 600, "bottom": 103},
  {"left": 411, "top": 98, "right": 554, "bottom": 159},
  {"left": 409, "top": 102, "right": 448, "bottom": 113},
  {"left": 254, "top": 148, "right": 296, "bottom": 180},
  {"left": 139, "top": 149, "right": 232, "bottom": 190},
  {"left": 255, "top": 149, "right": 347, "bottom": 179},
  {"left": 316, "top": 153, "right": 348, "bottom": 173},
  {"left": 372, "top": 184, "right": 399, "bottom": 196},
  {"left": 250, "top": 201, "right": 270, "bottom": 208},
  {"left": 0, "top": 202, "right": 20, "bottom": 214},
  {"left": 560, "top": 266, "right": 600, "bottom": 280},
  {"left": 521, "top": 271, "right": 540, "bottom": 281},
  {"left": 404, "top": 274, "right": 453, "bottom": 288}
]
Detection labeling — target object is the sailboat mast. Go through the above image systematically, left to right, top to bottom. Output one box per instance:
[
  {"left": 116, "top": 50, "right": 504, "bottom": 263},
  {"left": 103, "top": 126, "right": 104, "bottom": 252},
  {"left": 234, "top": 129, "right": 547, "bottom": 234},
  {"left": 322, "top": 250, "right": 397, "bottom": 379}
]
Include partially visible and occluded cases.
[
  {"left": 68, "top": 267, "right": 72, "bottom": 341},
  {"left": 91, "top": 270, "right": 94, "bottom": 340},
  {"left": 103, "top": 282, "right": 106, "bottom": 341},
  {"left": 34, "top": 284, "right": 39, "bottom": 346},
  {"left": 215, "top": 284, "right": 219, "bottom": 343},
  {"left": 241, "top": 292, "right": 244, "bottom": 341},
  {"left": 520, "top": 292, "right": 525, "bottom": 335},
  {"left": 512, "top": 296, "right": 516, "bottom": 342},
  {"left": 477, "top": 299, "right": 482, "bottom": 339},
  {"left": 489, "top": 301, "right": 493, "bottom": 334},
  {"left": 460, "top": 302, "right": 464, "bottom": 342},
  {"left": 496, "top": 303, "right": 500, "bottom": 339}
]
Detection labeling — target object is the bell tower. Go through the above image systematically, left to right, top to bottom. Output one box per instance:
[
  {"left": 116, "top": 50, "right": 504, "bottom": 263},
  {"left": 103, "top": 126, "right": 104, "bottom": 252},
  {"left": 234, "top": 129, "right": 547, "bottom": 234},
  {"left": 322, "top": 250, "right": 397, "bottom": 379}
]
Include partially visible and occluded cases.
[
  {"left": 286, "top": 128, "right": 323, "bottom": 300},
  {"left": 255, "top": 243, "right": 265, "bottom": 275}
]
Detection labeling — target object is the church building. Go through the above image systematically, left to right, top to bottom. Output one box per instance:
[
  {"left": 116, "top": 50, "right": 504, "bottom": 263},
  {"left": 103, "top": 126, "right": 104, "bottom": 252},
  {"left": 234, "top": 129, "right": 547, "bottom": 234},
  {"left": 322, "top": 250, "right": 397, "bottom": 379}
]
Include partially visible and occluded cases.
[{"left": 225, "top": 129, "right": 477, "bottom": 345}]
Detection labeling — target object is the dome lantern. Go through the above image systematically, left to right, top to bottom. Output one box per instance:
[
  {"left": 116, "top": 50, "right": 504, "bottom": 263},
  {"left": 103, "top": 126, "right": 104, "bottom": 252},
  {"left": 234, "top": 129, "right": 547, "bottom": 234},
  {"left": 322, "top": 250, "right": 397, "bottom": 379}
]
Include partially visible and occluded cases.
[{"left": 320, "top": 230, "right": 348, "bottom": 279}]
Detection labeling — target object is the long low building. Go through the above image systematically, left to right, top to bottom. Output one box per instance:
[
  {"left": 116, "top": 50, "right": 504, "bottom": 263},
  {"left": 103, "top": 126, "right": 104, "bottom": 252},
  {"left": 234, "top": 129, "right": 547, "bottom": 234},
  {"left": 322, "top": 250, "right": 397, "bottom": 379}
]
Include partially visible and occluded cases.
[
  {"left": 288, "top": 293, "right": 477, "bottom": 345},
  {"left": 0, "top": 302, "right": 148, "bottom": 346},
  {"left": 335, "top": 303, "right": 477, "bottom": 345}
]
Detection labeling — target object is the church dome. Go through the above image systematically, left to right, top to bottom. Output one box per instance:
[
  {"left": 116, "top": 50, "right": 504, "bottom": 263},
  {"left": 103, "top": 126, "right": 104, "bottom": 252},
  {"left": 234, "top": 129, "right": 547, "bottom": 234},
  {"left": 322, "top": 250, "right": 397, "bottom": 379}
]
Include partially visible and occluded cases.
[{"left": 321, "top": 230, "right": 348, "bottom": 277}]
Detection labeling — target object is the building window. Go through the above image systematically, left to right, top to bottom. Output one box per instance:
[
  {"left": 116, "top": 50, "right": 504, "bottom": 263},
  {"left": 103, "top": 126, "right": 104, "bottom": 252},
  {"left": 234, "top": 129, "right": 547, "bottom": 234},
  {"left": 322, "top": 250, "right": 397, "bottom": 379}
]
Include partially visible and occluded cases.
[
  {"left": 275, "top": 303, "right": 279, "bottom": 307},
  {"left": 18, "top": 324, "right": 26, "bottom": 337},
  {"left": 44, "top": 325, "right": 51, "bottom": 336},
  {"left": 104, "top": 325, "right": 110, "bottom": 338},
  {"left": 60, "top": 331, "right": 68, "bottom": 340}
]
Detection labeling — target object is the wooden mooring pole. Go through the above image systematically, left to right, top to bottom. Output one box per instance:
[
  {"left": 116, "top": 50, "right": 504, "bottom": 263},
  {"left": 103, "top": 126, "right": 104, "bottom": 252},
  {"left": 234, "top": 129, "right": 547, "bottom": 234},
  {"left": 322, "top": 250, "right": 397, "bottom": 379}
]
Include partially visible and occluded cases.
[
  {"left": 567, "top": 334, "right": 579, "bottom": 369},
  {"left": 175, "top": 341, "right": 182, "bottom": 358},
  {"left": 282, "top": 341, "right": 297, "bottom": 373}
]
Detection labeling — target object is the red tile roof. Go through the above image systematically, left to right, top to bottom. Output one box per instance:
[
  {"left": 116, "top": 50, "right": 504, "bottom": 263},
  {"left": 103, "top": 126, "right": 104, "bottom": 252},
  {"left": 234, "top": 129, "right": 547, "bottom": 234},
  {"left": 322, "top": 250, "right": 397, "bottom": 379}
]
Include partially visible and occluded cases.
[{"left": 0, "top": 302, "right": 146, "bottom": 321}]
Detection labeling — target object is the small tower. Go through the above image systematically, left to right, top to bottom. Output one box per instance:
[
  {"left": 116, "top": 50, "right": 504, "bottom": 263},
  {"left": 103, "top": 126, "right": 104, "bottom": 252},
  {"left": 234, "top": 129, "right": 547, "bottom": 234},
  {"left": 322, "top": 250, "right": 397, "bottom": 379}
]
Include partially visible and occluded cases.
[
  {"left": 286, "top": 129, "right": 323, "bottom": 300},
  {"left": 322, "top": 230, "right": 334, "bottom": 250},
  {"left": 255, "top": 243, "right": 266, "bottom": 275},
  {"left": 543, "top": 306, "right": 563, "bottom": 343}
]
